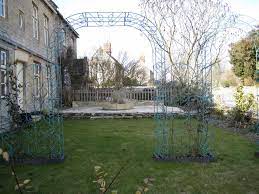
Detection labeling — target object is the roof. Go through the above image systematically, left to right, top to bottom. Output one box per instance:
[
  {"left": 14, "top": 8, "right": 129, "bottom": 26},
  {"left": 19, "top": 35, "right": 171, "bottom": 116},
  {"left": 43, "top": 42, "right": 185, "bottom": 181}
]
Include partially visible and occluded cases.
[
  {"left": 41, "top": 0, "right": 57, "bottom": 14},
  {"left": 42, "top": 0, "right": 79, "bottom": 38},
  {"left": 57, "top": 10, "right": 79, "bottom": 38},
  {"left": 91, "top": 47, "right": 119, "bottom": 64}
]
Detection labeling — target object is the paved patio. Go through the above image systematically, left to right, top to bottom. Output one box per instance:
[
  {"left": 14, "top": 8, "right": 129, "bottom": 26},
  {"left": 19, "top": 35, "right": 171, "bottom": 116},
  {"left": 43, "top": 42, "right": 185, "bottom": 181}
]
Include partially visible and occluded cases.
[{"left": 61, "top": 105, "right": 184, "bottom": 114}]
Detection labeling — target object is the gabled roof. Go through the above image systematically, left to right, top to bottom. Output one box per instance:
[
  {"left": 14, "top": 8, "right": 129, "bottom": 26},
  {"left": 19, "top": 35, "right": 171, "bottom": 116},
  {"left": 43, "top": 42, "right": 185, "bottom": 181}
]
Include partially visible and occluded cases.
[{"left": 91, "top": 47, "right": 119, "bottom": 63}]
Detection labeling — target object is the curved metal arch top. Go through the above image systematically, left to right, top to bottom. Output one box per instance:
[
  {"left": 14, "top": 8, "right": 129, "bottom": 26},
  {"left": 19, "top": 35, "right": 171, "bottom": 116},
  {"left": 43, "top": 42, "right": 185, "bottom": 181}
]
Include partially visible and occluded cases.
[
  {"left": 66, "top": 12, "right": 165, "bottom": 56},
  {"left": 66, "top": 12, "right": 168, "bottom": 76},
  {"left": 67, "top": 12, "right": 157, "bottom": 36}
]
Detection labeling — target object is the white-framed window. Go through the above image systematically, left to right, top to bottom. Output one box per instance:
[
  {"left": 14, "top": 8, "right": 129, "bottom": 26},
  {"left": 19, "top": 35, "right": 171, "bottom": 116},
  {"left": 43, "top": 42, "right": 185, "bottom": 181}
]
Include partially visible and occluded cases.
[
  {"left": 0, "top": 0, "right": 5, "bottom": 17},
  {"left": 32, "top": 4, "right": 39, "bottom": 39},
  {"left": 19, "top": 10, "right": 24, "bottom": 30},
  {"left": 44, "top": 15, "right": 49, "bottom": 46},
  {"left": 0, "top": 51, "right": 7, "bottom": 98},
  {"left": 33, "top": 63, "right": 41, "bottom": 97}
]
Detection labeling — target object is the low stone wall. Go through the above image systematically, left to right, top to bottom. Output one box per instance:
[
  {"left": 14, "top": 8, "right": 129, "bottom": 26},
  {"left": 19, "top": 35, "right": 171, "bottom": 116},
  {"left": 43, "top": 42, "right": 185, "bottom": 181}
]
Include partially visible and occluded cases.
[{"left": 62, "top": 112, "right": 154, "bottom": 119}]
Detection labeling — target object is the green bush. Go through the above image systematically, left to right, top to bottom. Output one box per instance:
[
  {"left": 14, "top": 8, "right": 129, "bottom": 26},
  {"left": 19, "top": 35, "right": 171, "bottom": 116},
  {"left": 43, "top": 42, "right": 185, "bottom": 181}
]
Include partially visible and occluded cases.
[
  {"left": 228, "top": 86, "right": 255, "bottom": 124},
  {"left": 234, "top": 86, "right": 255, "bottom": 113}
]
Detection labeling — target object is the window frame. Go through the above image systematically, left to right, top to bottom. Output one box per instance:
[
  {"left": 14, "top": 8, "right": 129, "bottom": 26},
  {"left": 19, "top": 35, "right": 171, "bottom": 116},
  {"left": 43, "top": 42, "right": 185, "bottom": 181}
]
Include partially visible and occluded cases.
[
  {"left": 0, "top": 0, "right": 5, "bottom": 18},
  {"left": 32, "top": 4, "right": 39, "bottom": 40},
  {"left": 18, "top": 10, "right": 25, "bottom": 30},
  {"left": 43, "top": 15, "right": 49, "bottom": 46},
  {"left": 60, "top": 29, "right": 66, "bottom": 47},
  {"left": 0, "top": 51, "right": 7, "bottom": 98}
]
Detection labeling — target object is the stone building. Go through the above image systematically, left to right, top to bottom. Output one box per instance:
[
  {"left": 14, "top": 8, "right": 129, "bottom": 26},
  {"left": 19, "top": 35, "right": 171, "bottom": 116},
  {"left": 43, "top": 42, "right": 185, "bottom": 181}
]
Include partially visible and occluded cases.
[
  {"left": 0, "top": 0, "right": 78, "bottom": 116},
  {"left": 88, "top": 43, "right": 154, "bottom": 88},
  {"left": 89, "top": 43, "right": 124, "bottom": 88}
]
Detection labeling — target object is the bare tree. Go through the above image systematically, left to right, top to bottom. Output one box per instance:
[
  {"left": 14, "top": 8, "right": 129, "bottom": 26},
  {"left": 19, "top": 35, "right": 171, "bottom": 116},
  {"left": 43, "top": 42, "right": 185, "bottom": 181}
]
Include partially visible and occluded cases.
[
  {"left": 140, "top": 0, "right": 236, "bottom": 85},
  {"left": 89, "top": 48, "right": 117, "bottom": 87},
  {"left": 117, "top": 51, "right": 148, "bottom": 86}
]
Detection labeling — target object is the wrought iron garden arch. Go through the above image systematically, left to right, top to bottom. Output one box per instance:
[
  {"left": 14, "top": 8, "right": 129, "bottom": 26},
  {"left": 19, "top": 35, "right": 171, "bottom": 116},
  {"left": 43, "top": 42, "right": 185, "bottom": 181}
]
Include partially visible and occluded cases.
[
  {"left": 47, "top": 11, "right": 192, "bottom": 162},
  {"left": 64, "top": 12, "right": 170, "bottom": 159}
]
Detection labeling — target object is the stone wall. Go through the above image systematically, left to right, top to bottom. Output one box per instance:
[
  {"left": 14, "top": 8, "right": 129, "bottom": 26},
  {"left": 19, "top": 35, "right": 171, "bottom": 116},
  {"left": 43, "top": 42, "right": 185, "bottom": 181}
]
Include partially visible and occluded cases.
[
  {"left": 0, "top": 0, "right": 77, "bottom": 61},
  {"left": 0, "top": 0, "right": 78, "bottom": 112}
]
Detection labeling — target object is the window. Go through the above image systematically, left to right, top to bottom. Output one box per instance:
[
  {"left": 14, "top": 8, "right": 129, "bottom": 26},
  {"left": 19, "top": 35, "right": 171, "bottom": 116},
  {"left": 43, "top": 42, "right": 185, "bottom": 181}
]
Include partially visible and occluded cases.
[
  {"left": 0, "top": 0, "right": 5, "bottom": 17},
  {"left": 32, "top": 4, "right": 39, "bottom": 39},
  {"left": 19, "top": 10, "right": 24, "bottom": 30},
  {"left": 44, "top": 15, "right": 49, "bottom": 46},
  {"left": 60, "top": 29, "right": 66, "bottom": 47},
  {"left": 71, "top": 37, "right": 75, "bottom": 49},
  {"left": 0, "top": 51, "right": 7, "bottom": 97},
  {"left": 34, "top": 64, "right": 41, "bottom": 97}
]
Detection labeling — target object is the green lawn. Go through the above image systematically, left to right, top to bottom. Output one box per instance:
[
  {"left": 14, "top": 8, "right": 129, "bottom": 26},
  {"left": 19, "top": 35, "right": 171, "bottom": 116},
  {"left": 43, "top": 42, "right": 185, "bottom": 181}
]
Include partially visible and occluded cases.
[{"left": 0, "top": 119, "right": 259, "bottom": 194}]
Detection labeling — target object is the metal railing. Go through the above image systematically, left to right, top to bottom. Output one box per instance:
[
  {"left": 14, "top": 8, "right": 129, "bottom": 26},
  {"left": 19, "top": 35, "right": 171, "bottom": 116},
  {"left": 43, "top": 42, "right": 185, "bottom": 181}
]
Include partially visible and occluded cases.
[{"left": 72, "top": 87, "right": 156, "bottom": 102}]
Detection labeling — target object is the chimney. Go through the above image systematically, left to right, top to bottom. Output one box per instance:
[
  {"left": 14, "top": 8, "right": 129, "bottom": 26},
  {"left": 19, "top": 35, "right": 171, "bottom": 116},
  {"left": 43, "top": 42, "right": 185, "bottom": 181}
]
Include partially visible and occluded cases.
[
  {"left": 103, "top": 42, "right": 112, "bottom": 55},
  {"left": 140, "top": 55, "right": 145, "bottom": 63}
]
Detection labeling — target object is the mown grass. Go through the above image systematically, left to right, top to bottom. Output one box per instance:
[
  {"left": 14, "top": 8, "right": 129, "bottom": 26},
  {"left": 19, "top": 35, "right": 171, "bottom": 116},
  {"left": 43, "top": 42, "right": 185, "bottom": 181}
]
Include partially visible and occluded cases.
[{"left": 0, "top": 118, "right": 258, "bottom": 194}]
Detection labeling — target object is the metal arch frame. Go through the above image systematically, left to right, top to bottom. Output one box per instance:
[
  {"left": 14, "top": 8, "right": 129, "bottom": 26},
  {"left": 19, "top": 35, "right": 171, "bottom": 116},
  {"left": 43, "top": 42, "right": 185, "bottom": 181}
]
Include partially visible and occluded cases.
[
  {"left": 65, "top": 11, "right": 169, "bottom": 158},
  {"left": 65, "top": 12, "right": 215, "bottom": 160}
]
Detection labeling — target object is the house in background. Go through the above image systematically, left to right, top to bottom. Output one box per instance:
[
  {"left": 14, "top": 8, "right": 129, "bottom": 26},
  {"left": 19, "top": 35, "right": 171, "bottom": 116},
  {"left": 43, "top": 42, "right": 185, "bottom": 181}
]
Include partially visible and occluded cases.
[
  {"left": 0, "top": 0, "right": 78, "bottom": 130},
  {"left": 88, "top": 42, "right": 154, "bottom": 88},
  {"left": 89, "top": 43, "right": 124, "bottom": 88}
]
